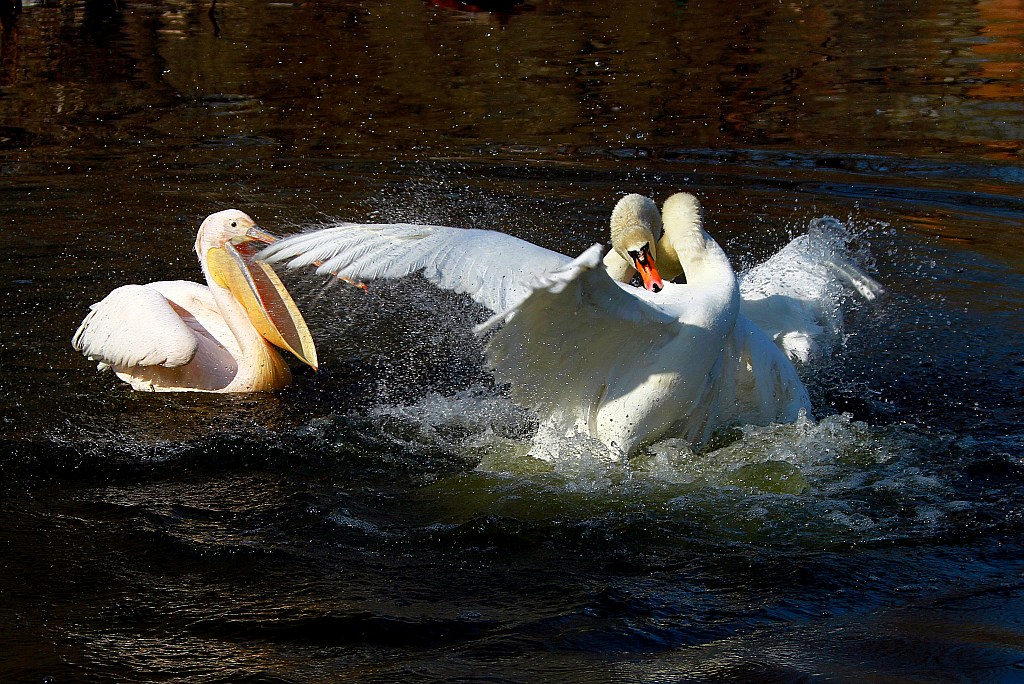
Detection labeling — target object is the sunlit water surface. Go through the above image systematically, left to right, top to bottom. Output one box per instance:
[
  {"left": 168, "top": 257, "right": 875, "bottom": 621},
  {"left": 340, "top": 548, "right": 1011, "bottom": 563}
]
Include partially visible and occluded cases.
[{"left": 1, "top": 1, "right": 1022, "bottom": 682}]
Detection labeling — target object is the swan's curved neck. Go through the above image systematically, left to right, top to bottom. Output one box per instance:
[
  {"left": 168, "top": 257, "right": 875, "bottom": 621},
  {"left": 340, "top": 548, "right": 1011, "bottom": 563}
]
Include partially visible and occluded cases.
[
  {"left": 658, "top": 194, "right": 733, "bottom": 286},
  {"left": 663, "top": 228, "right": 733, "bottom": 287}
]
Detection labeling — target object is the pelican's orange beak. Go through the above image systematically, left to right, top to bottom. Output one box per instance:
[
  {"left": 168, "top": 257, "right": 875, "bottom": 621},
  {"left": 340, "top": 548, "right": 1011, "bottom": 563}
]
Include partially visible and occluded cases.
[
  {"left": 207, "top": 228, "right": 320, "bottom": 371},
  {"left": 632, "top": 244, "right": 664, "bottom": 293}
]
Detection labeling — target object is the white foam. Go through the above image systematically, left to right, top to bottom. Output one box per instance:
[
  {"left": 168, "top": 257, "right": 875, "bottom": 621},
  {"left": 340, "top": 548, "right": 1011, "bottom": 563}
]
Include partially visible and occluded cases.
[{"left": 359, "top": 389, "right": 929, "bottom": 501}]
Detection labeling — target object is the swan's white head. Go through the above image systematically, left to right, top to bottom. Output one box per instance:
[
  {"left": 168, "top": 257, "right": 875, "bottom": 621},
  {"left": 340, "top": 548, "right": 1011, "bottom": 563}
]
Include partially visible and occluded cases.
[{"left": 609, "top": 194, "right": 665, "bottom": 292}]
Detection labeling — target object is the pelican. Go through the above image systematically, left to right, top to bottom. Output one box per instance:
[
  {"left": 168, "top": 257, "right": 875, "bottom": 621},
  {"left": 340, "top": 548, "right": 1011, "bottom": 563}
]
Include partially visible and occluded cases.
[
  {"left": 259, "top": 194, "right": 817, "bottom": 459},
  {"left": 73, "top": 209, "right": 318, "bottom": 393}
]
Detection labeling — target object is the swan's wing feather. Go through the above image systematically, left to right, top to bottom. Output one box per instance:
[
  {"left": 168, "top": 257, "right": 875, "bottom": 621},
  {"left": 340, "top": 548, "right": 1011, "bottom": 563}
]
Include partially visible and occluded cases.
[
  {"left": 739, "top": 217, "right": 883, "bottom": 362},
  {"left": 260, "top": 223, "right": 572, "bottom": 314},
  {"left": 477, "top": 244, "right": 680, "bottom": 420},
  {"left": 72, "top": 283, "right": 201, "bottom": 369},
  {"left": 738, "top": 295, "right": 824, "bottom": 364},
  {"left": 722, "top": 314, "right": 812, "bottom": 425}
]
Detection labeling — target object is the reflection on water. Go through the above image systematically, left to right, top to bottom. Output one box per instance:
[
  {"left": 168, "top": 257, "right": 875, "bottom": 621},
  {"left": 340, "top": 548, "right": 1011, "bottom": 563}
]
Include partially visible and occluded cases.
[
  {"left": 1, "top": 0, "right": 1023, "bottom": 682},
  {"left": 2, "top": 0, "right": 1023, "bottom": 159}
]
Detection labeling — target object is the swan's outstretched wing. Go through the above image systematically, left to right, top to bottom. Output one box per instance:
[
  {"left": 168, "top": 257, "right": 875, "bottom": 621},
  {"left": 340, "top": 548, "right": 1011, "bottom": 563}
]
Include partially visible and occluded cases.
[
  {"left": 739, "top": 217, "right": 883, "bottom": 362},
  {"left": 260, "top": 223, "right": 572, "bottom": 315},
  {"left": 72, "top": 282, "right": 204, "bottom": 369}
]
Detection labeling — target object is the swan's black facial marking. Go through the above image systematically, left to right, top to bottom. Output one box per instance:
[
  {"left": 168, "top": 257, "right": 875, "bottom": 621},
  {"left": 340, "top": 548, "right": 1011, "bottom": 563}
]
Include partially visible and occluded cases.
[
  {"left": 627, "top": 242, "right": 653, "bottom": 267},
  {"left": 628, "top": 243, "right": 663, "bottom": 293}
]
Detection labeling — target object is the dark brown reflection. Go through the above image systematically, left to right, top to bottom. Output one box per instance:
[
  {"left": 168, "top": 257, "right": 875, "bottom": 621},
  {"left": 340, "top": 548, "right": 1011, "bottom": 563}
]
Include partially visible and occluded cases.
[{"left": 0, "top": 0, "right": 1020, "bottom": 161}]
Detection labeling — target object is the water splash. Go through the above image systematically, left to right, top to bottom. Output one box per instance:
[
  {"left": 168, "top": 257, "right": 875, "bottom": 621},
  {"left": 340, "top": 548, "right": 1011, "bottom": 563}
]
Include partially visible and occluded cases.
[
  {"left": 738, "top": 215, "right": 885, "bottom": 363},
  {"left": 311, "top": 385, "right": 941, "bottom": 494},
  {"left": 351, "top": 386, "right": 965, "bottom": 550}
]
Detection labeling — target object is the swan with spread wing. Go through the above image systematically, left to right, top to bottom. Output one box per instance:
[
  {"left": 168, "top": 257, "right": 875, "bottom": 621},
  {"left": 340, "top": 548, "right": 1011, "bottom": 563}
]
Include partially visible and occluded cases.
[
  {"left": 260, "top": 193, "right": 861, "bottom": 458},
  {"left": 73, "top": 210, "right": 318, "bottom": 392}
]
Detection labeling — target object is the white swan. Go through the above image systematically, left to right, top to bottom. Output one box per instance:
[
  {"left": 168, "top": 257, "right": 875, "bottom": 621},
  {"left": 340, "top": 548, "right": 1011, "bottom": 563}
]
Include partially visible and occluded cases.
[
  {"left": 605, "top": 193, "right": 884, "bottom": 362},
  {"left": 260, "top": 194, "right": 810, "bottom": 459},
  {"left": 477, "top": 198, "right": 809, "bottom": 458},
  {"left": 73, "top": 210, "right": 318, "bottom": 392}
]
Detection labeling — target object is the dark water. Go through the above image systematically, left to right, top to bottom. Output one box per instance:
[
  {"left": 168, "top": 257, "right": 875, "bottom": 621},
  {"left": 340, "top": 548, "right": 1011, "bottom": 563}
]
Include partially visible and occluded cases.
[{"left": 2, "top": 0, "right": 1023, "bottom": 681}]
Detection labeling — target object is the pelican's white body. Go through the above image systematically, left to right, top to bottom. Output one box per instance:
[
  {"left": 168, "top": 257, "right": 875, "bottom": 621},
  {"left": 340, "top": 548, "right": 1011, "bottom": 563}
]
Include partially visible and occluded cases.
[{"left": 73, "top": 210, "right": 316, "bottom": 393}]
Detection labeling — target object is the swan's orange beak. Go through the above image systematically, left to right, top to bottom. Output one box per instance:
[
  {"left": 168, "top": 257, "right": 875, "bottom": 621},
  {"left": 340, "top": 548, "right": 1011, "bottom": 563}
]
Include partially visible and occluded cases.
[{"left": 633, "top": 245, "right": 664, "bottom": 293}]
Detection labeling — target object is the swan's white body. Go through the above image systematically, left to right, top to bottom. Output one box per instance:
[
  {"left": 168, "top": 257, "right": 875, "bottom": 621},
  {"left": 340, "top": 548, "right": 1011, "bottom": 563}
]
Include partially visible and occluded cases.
[
  {"left": 260, "top": 194, "right": 840, "bottom": 459},
  {"left": 73, "top": 210, "right": 318, "bottom": 393},
  {"left": 478, "top": 245, "right": 806, "bottom": 458}
]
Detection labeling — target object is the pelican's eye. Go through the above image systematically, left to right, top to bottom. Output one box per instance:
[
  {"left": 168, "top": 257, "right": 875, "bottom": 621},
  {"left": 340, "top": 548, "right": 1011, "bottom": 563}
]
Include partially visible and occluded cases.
[{"left": 230, "top": 220, "right": 238, "bottom": 228}]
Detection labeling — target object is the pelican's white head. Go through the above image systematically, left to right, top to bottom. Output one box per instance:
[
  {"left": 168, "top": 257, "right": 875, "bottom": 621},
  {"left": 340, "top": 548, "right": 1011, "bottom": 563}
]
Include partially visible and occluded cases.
[
  {"left": 608, "top": 194, "right": 665, "bottom": 292},
  {"left": 195, "top": 209, "right": 274, "bottom": 255},
  {"left": 195, "top": 209, "right": 319, "bottom": 371}
]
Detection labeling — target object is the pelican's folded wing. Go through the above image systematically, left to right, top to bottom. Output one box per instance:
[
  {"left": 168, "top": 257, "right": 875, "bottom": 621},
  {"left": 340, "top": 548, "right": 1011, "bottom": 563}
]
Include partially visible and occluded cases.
[
  {"left": 739, "top": 216, "right": 883, "bottom": 362},
  {"left": 260, "top": 223, "right": 572, "bottom": 315},
  {"left": 475, "top": 244, "right": 680, "bottom": 421},
  {"left": 72, "top": 283, "right": 200, "bottom": 369}
]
